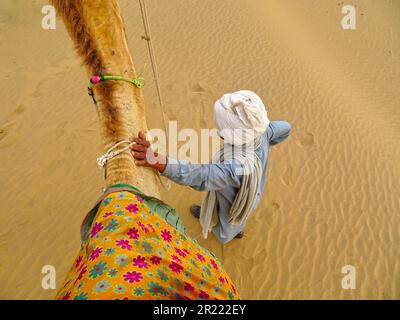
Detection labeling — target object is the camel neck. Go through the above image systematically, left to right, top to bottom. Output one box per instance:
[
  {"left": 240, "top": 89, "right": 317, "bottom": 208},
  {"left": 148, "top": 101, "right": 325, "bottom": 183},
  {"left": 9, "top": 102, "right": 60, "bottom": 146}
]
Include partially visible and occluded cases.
[{"left": 52, "top": 0, "right": 160, "bottom": 198}]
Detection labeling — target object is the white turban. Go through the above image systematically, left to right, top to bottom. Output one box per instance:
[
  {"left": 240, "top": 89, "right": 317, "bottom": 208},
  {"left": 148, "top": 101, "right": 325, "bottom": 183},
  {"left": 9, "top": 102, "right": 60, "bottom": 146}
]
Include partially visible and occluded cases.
[{"left": 214, "top": 90, "right": 270, "bottom": 145}]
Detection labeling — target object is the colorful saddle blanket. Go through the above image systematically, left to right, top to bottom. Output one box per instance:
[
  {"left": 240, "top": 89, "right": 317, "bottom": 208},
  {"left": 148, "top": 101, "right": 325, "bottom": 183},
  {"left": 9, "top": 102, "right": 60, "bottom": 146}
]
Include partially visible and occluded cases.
[{"left": 55, "top": 185, "right": 239, "bottom": 300}]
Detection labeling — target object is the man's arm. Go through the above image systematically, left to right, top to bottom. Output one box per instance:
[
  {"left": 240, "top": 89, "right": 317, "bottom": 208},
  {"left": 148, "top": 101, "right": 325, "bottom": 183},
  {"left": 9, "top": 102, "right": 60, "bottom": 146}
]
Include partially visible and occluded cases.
[
  {"left": 268, "top": 121, "right": 291, "bottom": 145},
  {"left": 131, "top": 131, "right": 242, "bottom": 191},
  {"left": 161, "top": 158, "right": 242, "bottom": 191}
]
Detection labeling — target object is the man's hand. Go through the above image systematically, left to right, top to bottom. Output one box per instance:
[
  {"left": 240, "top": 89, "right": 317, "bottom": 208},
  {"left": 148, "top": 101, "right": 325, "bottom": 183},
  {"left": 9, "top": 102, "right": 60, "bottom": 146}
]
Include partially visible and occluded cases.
[{"left": 131, "top": 131, "right": 167, "bottom": 173}]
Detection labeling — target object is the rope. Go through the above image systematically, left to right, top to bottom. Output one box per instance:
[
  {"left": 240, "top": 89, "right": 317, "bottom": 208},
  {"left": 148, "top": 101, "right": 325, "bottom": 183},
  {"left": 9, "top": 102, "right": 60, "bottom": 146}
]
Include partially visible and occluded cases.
[
  {"left": 138, "top": 0, "right": 169, "bottom": 139},
  {"left": 139, "top": 0, "right": 171, "bottom": 191},
  {"left": 88, "top": 73, "right": 145, "bottom": 98},
  {"left": 97, "top": 138, "right": 170, "bottom": 192},
  {"left": 97, "top": 140, "right": 134, "bottom": 167}
]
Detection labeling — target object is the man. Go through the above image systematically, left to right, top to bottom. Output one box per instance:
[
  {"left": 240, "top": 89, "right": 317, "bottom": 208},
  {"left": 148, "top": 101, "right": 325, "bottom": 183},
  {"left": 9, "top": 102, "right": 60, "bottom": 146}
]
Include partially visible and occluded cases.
[{"left": 132, "top": 90, "right": 291, "bottom": 244}]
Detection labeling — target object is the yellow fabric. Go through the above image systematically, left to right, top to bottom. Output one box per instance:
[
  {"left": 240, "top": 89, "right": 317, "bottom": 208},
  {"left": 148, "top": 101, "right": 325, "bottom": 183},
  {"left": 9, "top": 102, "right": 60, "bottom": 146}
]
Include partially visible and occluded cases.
[{"left": 56, "top": 191, "right": 239, "bottom": 300}]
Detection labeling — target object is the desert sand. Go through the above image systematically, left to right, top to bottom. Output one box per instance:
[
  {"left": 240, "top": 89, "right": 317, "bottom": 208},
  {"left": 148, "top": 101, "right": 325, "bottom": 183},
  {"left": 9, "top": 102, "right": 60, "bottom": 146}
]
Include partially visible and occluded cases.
[{"left": 0, "top": 0, "right": 399, "bottom": 299}]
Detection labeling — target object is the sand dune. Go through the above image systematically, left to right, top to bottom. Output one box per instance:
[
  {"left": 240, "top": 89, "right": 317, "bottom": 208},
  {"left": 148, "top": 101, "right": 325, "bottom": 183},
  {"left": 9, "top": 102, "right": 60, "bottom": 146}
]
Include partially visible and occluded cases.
[{"left": 0, "top": 0, "right": 399, "bottom": 299}]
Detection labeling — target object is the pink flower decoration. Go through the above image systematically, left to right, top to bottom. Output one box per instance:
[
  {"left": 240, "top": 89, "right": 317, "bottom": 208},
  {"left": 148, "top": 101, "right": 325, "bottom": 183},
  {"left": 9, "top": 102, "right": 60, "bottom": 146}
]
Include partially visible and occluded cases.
[
  {"left": 90, "top": 74, "right": 101, "bottom": 84},
  {"left": 135, "top": 195, "right": 143, "bottom": 203},
  {"left": 125, "top": 203, "right": 139, "bottom": 214},
  {"left": 102, "top": 211, "right": 113, "bottom": 218},
  {"left": 137, "top": 221, "right": 149, "bottom": 233},
  {"left": 90, "top": 222, "right": 103, "bottom": 238},
  {"left": 147, "top": 223, "right": 155, "bottom": 232},
  {"left": 127, "top": 227, "right": 139, "bottom": 240},
  {"left": 161, "top": 229, "right": 172, "bottom": 242},
  {"left": 116, "top": 239, "right": 132, "bottom": 250},
  {"left": 89, "top": 247, "right": 103, "bottom": 261},
  {"left": 175, "top": 247, "right": 187, "bottom": 257},
  {"left": 183, "top": 248, "right": 191, "bottom": 255},
  {"left": 196, "top": 253, "right": 206, "bottom": 262},
  {"left": 132, "top": 255, "right": 149, "bottom": 269},
  {"left": 150, "top": 255, "right": 162, "bottom": 265},
  {"left": 171, "top": 255, "right": 182, "bottom": 263},
  {"left": 75, "top": 256, "right": 83, "bottom": 269},
  {"left": 210, "top": 259, "right": 218, "bottom": 270},
  {"left": 169, "top": 261, "right": 183, "bottom": 274},
  {"left": 77, "top": 262, "right": 85, "bottom": 272},
  {"left": 74, "top": 266, "right": 87, "bottom": 284},
  {"left": 123, "top": 271, "right": 142, "bottom": 283},
  {"left": 218, "top": 276, "right": 225, "bottom": 284},
  {"left": 184, "top": 282, "right": 195, "bottom": 292},
  {"left": 199, "top": 290, "right": 210, "bottom": 299},
  {"left": 62, "top": 291, "right": 71, "bottom": 300}
]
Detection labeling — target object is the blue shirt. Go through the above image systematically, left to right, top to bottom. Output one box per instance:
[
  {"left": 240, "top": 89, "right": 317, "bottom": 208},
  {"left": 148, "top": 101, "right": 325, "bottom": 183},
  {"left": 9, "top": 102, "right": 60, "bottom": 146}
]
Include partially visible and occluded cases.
[{"left": 162, "top": 121, "right": 291, "bottom": 244}]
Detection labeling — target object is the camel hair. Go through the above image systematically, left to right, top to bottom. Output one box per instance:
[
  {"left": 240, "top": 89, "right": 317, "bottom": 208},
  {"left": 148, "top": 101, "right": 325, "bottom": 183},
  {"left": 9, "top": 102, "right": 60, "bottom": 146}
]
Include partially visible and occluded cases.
[{"left": 51, "top": 0, "right": 161, "bottom": 199}]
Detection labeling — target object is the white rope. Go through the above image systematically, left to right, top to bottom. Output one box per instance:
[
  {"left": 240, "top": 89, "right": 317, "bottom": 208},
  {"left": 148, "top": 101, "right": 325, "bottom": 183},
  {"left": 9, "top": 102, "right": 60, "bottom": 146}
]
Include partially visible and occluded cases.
[
  {"left": 97, "top": 138, "right": 171, "bottom": 192},
  {"left": 97, "top": 140, "right": 134, "bottom": 167}
]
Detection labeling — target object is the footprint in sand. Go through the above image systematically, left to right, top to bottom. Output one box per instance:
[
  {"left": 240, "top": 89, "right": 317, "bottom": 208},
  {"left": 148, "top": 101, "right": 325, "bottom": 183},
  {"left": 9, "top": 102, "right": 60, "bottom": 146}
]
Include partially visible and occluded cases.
[
  {"left": 31, "top": 81, "right": 45, "bottom": 99},
  {"left": 192, "top": 83, "right": 205, "bottom": 93},
  {"left": 13, "top": 104, "right": 26, "bottom": 115},
  {"left": 55, "top": 121, "right": 68, "bottom": 138},
  {"left": 0, "top": 128, "right": 8, "bottom": 142},
  {"left": 296, "top": 131, "right": 315, "bottom": 147},
  {"left": 281, "top": 166, "right": 293, "bottom": 186},
  {"left": 272, "top": 201, "right": 280, "bottom": 211}
]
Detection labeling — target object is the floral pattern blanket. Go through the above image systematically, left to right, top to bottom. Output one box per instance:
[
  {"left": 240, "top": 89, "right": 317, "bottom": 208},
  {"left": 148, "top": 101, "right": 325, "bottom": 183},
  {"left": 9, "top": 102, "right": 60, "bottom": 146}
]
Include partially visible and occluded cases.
[{"left": 56, "top": 189, "right": 239, "bottom": 300}]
